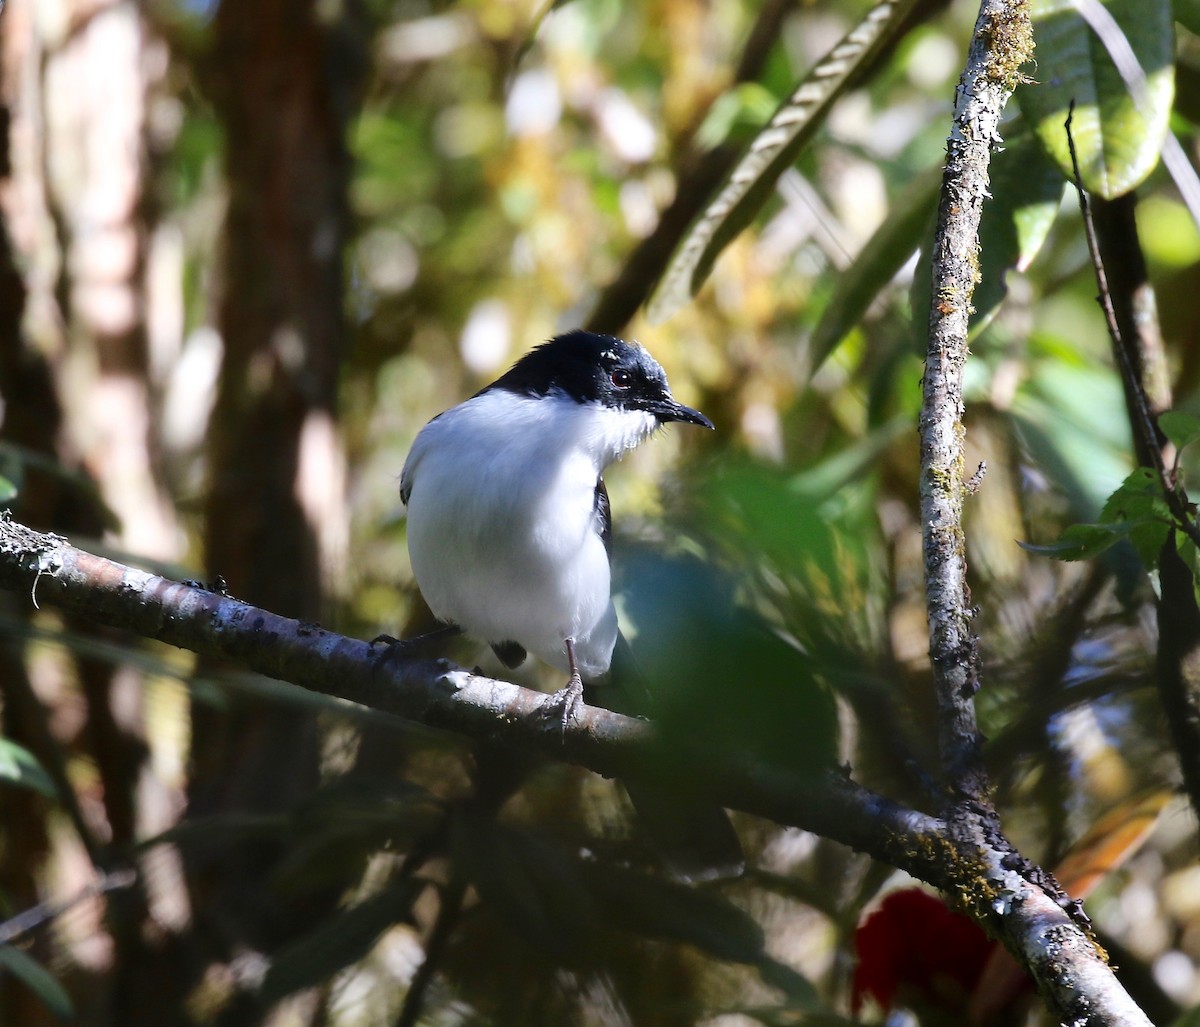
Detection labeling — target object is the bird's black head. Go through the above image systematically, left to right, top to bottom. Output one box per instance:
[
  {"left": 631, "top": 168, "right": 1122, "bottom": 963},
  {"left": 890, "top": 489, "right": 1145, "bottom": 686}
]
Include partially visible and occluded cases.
[{"left": 484, "top": 330, "right": 713, "bottom": 428}]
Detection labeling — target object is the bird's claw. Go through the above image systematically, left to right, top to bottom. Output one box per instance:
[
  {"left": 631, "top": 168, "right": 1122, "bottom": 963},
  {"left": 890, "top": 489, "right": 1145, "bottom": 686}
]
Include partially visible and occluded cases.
[
  {"left": 370, "top": 624, "right": 462, "bottom": 662},
  {"left": 370, "top": 633, "right": 424, "bottom": 665},
  {"left": 370, "top": 633, "right": 401, "bottom": 648},
  {"left": 539, "top": 673, "right": 585, "bottom": 735}
]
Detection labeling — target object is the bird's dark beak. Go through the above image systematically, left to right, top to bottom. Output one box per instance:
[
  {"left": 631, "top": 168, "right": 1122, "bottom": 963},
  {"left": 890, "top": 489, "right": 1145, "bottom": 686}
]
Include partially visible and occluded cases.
[{"left": 653, "top": 398, "right": 714, "bottom": 430}]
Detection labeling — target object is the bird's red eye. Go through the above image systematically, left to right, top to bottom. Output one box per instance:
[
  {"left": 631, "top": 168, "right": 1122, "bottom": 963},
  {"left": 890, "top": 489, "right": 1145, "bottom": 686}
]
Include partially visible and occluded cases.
[{"left": 611, "top": 368, "right": 632, "bottom": 388}]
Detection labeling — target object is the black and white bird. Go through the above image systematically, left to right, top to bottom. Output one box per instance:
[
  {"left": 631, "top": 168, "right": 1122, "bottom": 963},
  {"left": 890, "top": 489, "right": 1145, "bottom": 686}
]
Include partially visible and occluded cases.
[
  {"left": 399, "top": 329, "right": 712, "bottom": 716},
  {"left": 398, "top": 330, "right": 743, "bottom": 878}
]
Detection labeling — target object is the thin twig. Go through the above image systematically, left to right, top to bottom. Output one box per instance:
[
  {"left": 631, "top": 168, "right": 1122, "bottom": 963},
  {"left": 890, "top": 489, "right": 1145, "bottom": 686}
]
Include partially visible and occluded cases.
[
  {"left": 1064, "top": 103, "right": 1200, "bottom": 552},
  {"left": 1066, "top": 107, "right": 1200, "bottom": 827},
  {"left": 0, "top": 868, "right": 136, "bottom": 946}
]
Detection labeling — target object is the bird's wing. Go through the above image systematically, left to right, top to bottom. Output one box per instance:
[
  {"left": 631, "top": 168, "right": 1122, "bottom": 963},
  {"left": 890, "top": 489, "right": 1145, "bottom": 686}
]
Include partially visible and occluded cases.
[
  {"left": 399, "top": 411, "right": 448, "bottom": 505},
  {"left": 593, "top": 478, "right": 612, "bottom": 553}
]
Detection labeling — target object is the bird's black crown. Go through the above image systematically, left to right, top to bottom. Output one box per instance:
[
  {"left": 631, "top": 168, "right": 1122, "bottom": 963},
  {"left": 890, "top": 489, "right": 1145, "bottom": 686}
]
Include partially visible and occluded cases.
[{"left": 483, "top": 330, "right": 670, "bottom": 409}]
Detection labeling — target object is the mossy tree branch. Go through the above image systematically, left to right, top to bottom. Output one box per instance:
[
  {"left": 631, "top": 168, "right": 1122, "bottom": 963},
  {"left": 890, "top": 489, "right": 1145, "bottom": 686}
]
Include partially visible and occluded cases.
[
  {"left": 918, "top": 0, "right": 1032, "bottom": 802},
  {"left": 0, "top": 514, "right": 1154, "bottom": 1026}
]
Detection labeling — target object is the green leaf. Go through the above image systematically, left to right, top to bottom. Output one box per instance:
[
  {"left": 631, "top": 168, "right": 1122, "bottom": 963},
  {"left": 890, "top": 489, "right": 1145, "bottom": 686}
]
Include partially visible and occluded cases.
[
  {"left": 645, "top": 0, "right": 920, "bottom": 324},
  {"left": 1018, "top": 0, "right": 1174, "bottom": 197},
  {"left": 910, "top": 130, "right": 1064, "bottom": 337},
  {"left": 967, "top": 131, "right": 1065, "bottom": 328},
  {"left": 810, "top": 167, "right": 940, "bottom": 368},
  {"left": 1011, "top": 362, "right": 1132, "bottom": 517},
  {"left": 1159, "top": 409, "right": 1200, "bottom": 450},
  {"left": 787, "top": 415, "right": 912, "bottom": 500},
  {"left": 1099, "top": 466, "right": 1167, "bottom": 523},
  {"left": 1100, "top": 467, "right": 1173, "bottom": 567},
  {"left": 1023, "top": 468, "right": 1175, "bottom": 566},
  {"left": 0, "top": 475, "right": 16, "bottom": 505},
  {"left": 1018, "top": 520, "right": 1139, "bottom": 560},
  {"left": 0, "top": 739, "right": 57, "bottom": 799},
  {"left": 272, "top": 784, "right": 439, "bottom": 894},
  {"left": 260, "top": 877, "right": 424, "bottom": 1003},
  {"left": 0, "top": 946, "right": 73, "bottom": 1020},
  {"left": 757, "top": 958, "right": 824, "bottom": 1008}
]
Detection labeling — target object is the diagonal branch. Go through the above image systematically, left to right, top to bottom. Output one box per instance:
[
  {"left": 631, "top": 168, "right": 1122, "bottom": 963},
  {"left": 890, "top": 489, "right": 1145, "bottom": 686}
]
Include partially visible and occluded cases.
[
  {"left": 919, "top": 0, "right": 1032, "bottom": 802},
  {"left": 0, "top": 513, "right": 933, "bottom": 850},
  {"left": 0, "top": 514, "right": 1156, "bottom": 1026}
]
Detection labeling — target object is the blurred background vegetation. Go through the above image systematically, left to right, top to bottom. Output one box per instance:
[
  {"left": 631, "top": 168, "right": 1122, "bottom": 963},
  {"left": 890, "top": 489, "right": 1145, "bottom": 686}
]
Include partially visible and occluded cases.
[{"left": 1, "top": 0, "right": 1199, "bottom": 1023}]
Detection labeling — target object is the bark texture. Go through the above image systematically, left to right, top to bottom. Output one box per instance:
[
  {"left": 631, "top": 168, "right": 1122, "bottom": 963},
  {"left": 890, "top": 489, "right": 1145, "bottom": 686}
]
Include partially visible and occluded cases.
[
  {"left": 919, "top": 0, "right": 1032, "bottom": 801},
  {"left": 0, "top": 516, "right": 1156, "bottom": 1027}
]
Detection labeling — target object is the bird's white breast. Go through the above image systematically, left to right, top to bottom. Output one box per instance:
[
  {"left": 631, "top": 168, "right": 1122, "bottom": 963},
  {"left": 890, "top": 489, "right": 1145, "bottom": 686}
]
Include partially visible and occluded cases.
[{"left": 401, "top": 390, "right": 657, "bottom": 677}]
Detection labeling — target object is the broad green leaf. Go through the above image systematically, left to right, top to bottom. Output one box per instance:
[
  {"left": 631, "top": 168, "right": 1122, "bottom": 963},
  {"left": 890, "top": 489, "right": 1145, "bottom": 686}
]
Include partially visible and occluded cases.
[
  {"left": 645, "top": 0, "right": 920, "bottom": 324},
  {"left": 1019, "top": 0, "right": 1174, "bottom": 197},
  {"left": 910, "top": 130, "right": 1065, "bottom": 338},
  {"left": 974, "top": 131, "right": 1065, "bottom": 322},
  {"left": 810, "top": 167, "right": 940, "bottom": 369},
  {"left": 1011, "top": 361, "right": 1132, "bottom": 516},
  {"left": 1159, "top": 409, "right": 1200, "bottom": 450},
  {"left": 788, "top": 415, "right": 912, "bottom": 500},
  {"left": 0, "top": 442, "right": 116, "bottom": 530},
  {"left": 1099, "top": 466, "right": 1167, "bottom": 523},
  {"left": 1100, "top": 466, "right": 1173, "bottom": 566},
  {"left": 1023, "top": 468, "right": 1175, "bottom": 567},
  {"left": 0, "top": 475, "right": 16, "bottom": 505},
  {"left": 1018, "top": 520, "right": 1139, "bottom": 560},
  {"left": 1179, "top": 534, "right": 1200, "bottom": 603},
  {"left": 617, "top": 545, "right": 840, "bottom": 775},
  {"left": 0, "top": 739, "right": 57, "bottom": 799},
  {"left": 272, "top": 785, "right": 440, "bottom": 894},
  {"left": 136, "top": 812, "right": 289, "bottom": 854},
  {"left": 0, "top": 946, "right": 73, "bottom": 1020},
  {"left": 757, "top": 958, "right": 826, "bottom": 1009}
]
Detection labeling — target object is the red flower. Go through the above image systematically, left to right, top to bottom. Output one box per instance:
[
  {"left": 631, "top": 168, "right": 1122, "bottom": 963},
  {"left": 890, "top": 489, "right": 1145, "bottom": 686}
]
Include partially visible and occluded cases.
[{"left": 852, "top": 889, "right": 997, "bottom": 1021}]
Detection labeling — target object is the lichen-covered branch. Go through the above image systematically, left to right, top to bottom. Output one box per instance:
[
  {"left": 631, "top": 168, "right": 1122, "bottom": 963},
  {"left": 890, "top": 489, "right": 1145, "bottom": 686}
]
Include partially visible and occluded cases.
[
  {"left": 919, "top": 0, "right": 1032, "bottom": 800},
  {"left": 0, "top": 513, "right": 932, "bottom": 850},
  {"left": 0, "top": 515, "right": 1157, "bottom": 1025}
]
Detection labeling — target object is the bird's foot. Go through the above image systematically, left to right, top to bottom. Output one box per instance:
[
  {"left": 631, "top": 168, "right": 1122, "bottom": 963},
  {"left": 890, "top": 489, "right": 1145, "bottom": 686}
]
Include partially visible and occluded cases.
[
  {"left": 370, "top": 624, "right": 462, "bottom": 662},
  {"left": 370, "top": 632, "right": 402, "bottom": 648},
  {"left": 370, "top": 634, "right": 421, "bottom": 667},
  {"left": 538, "top": 672, "right": 585, "bottom": 735}
]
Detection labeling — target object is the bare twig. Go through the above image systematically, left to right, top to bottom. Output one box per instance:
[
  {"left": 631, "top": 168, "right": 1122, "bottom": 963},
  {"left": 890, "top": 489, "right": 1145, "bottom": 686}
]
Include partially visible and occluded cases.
[
  {"left": 919, "top": 0, "right": 1032, "bottom": 801},
  {"left": 1064, "top": 105, "right": 1200, "bottom": 551},
  {"left": 1065, "top": 109, "right": 1200, "bottom": 824},
  {"left": 0, "top": 868, "right": 136, "bottom": 946}
]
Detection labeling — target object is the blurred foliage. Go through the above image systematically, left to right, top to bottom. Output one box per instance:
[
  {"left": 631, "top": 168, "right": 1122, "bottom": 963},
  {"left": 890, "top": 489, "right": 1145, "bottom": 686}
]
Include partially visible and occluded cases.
[{"left": 1, "top": 0, "right": 1200, "bottom": 1024}]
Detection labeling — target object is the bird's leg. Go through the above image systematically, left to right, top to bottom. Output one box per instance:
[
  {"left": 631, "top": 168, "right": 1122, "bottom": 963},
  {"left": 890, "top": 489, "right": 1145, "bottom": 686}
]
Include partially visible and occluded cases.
[
  {"left": 371, "top": 623, "right": 462, "bottom": 658},
  {"left": 538, "top": 637, "right": 586, "bottom": 733}
]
